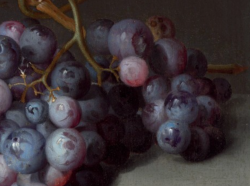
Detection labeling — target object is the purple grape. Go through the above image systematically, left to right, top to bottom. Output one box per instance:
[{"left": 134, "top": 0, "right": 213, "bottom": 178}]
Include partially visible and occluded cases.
[
  {"left": 86, "top": 19, "right": 114, "bottom": 56},
  {"left": 108, "top": 19, "right": 154, "bottom": 60},
  {"left": 0, "top": 21, "right": 25, "bottom": 44},
  {"left": 19, "top": 24, "right": 57, "bottom": 64},
  {"left": 0, "top": 35, "right": 21, "bottom": 79},
  {"left": 149, "top": 38, "right": 187, "bottom": 78},
  {"left": 54, "top": 48, "right": 76, "bottom": 64},
  {"left": 185, "top": 48, "right": 208, "bottom": 77},
  {"left": 50, "top": 60, "right": 91, "bottom": 99},
  {"left": 171, "top": 73, "right": 198, "bottom": 95},
  {"left": 142, "top": 75, "right": 171, "bottom": 103},
  {"left": 195, "top": 77, "right": 216, "bottom": 98},
  {"left": 213, "top": 77, "right": 232, "bottom": 103},
  {"left": 108, "top": 84, "right": 139, "bottom": 117},
  {"left": 78, "top": 85, "right": 109, "bottom": 124},
  {"left": 164, "top": 91, "right": 199, "bottom": 124},
  {"left": 196, "top": 95, "right": 221, "bottom": 126},
  {"left": 49, "top": 96, "right": 81, "bottom": 128},
  {"left": 25, "top": 98, "right": 49, "bottom": 125},
  {"left": 142, "top": 99, "right": 168, "bottom": 133},
  {"left": 5, "top": 101, "right": 31, "bottom": 128},
  {"left": 96, "top": 114, "right": 125, "bottom": 145},
  {"left": 121, "top": 114, "right": 152, "bottom": 152},
  {"left": 156, "top": 120, "right": 191, "bottom": 154},
  {"left": 181, "top": 126, "right": 210, "bottom": 162},
  {"left": 3, "top": 128, "right": 47, "bottom": 174},
  {"left": 45, "top": 128, "right": 86, "bottom": 172},
  {"left": 80, "top": 131, "right": 106, "bottom": 166},
  {"left": 0, "top": 154, "right": 18, "bottom": 186}
]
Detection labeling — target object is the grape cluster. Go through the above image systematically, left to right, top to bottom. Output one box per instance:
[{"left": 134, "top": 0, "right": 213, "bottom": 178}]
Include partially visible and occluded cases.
[{"left": 0, "top": 5, "right": 233, "bottom": 186}]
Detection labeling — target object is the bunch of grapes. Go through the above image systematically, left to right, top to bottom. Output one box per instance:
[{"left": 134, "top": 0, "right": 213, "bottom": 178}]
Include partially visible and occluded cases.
[{"left": 0, "top": 0, "right": 239, "bottom": 185}]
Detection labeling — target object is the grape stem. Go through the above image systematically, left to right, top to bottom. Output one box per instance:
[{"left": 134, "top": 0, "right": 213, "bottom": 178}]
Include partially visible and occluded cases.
[{"left": 207, "top": 64, "right": 248, "bottom": 74}]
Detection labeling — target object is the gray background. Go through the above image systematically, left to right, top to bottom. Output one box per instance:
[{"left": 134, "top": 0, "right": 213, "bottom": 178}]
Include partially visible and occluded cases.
[{"left": 1, "top": 1, "right": 250, "bottom": 186}]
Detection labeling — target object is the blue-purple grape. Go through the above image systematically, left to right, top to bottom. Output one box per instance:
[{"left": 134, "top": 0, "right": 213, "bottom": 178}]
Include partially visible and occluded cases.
[
  {"left": 86, "top": 19, "right": 114, "bottom": 56},
  {"left": 108, "top": 19, "right": 154, "bottom": 60},
  {"left": 19, "top": 24, "right": 57, "bottom": 64},
  {"left": 0, "top": 35, "right": 21, "bottom": 79},
  {"left": 50, "top": 60, "right": 91, "bottom": 99},
  {"left": 142, "top": 75, "right": 171, "bottom": 103},
  {"left": 195, "top": 77, "right": 216, "bottom": 98},
  {"left": 78, "top": 85, "right": 109, "bottom": 124},
  {"left": 164, "top": 91, "right": 199, "bottom": 124},
  {"left": 49, "top": 96, "right": 81, "bottom": 128},
  {"left": 25, "top": 98, "right": 49, "bottom": 125},
  {"left": 36, "top": 119, "right": 57, "bottom": 139},
  {"left": 156, "top": 120, "right": 191, "bottom": 154},
  {"left": 3, "top": 128, "right": 47, "bottom": 174},
  {"left": 45, "top": 128, "right": 86, "bottom": 172}
]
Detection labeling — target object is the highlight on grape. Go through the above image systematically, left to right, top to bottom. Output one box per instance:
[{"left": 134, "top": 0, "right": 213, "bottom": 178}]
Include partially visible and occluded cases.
[{"left": 0, "top": 0, "right": 246, "bottom": 185}]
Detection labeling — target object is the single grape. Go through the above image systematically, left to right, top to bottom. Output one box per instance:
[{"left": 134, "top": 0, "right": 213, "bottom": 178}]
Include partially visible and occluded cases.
[
  {"left": 145, "top": 15, "right": 175, "bottom": 41},
  {"left": 86, "top": 19, "right": 114, "bottom": 56},
  {"left": 108, "top": 19, "right": 154, "bottom": 60},
  {"left": 0, "top": 21, "right": 25, "bottom": 44},
  {"left": 19, "top": 24, "right": 57, "bottom": 64},
  {"left": 0, "top": 35, "right": 21, "bottom": 79},
  {"left": 149, "top": 38, "right": 187, "bottom": 78},
  {"left": 184, "top": 48, "right": 208, "bottom": 77},
  {"left": 119, "top": 56, "right": 149, "bottom": 87},
  {"left": 50, "top": 60, "right": 91, "bottom": 99},
  {"left": 171, "top": 73, "right": 198, "bottom": 95},
  {"left": 142, "top": 75, "right": 170, "bottom": 103},
  {"left": 195, "top": 77, "right": 216, "bottom": 98},
  {"left": 213, "top": 77, "right": 232, "bottom": 103},
  {"left": 78, "top": 85, "right": 110, "bottom": 124},
  {"left": 164, "top": 91, "right": 199, "bottom": 124},
  {"left": 196, "top": 95, "right": 221, "bottom": 126},
  {"left": 49, "top": 96, "right": 81, "bottom": 128},
  {"left": 25, "top": 98, "right": 49, "bottom": 125},
  {"left": 142, "top": 99, "right": 168, "bottom": 133},
  {"left": 5, "top": 101, "right": 31, "bottom": 128},
  {"left": 96, "top": 114, "right": 125, "bottom": 145},
  {"left": 156, "top": 120, "right": 191, "bottom": 154},
  {"left": 180, "top": 126, "right": 210, "bottom": 162},
  {"left": 3, "top": 128, "right": 47, "bottom": 174},
  {"left": 45, "top": 128, "right": 86, "bottom": 172},
  {"left": 80, "top": 131, "right": 106, "bottom": 166}
]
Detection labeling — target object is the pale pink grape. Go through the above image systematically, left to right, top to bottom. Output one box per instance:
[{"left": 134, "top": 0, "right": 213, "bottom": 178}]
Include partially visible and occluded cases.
[{"left": 119, "top": 56, "right": 149, "bottom": 87}]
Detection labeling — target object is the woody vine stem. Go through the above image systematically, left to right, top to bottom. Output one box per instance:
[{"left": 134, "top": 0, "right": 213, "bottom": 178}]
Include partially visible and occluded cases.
[{"left": 16, "top": 0, "right": 247, "bottom": 103}]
